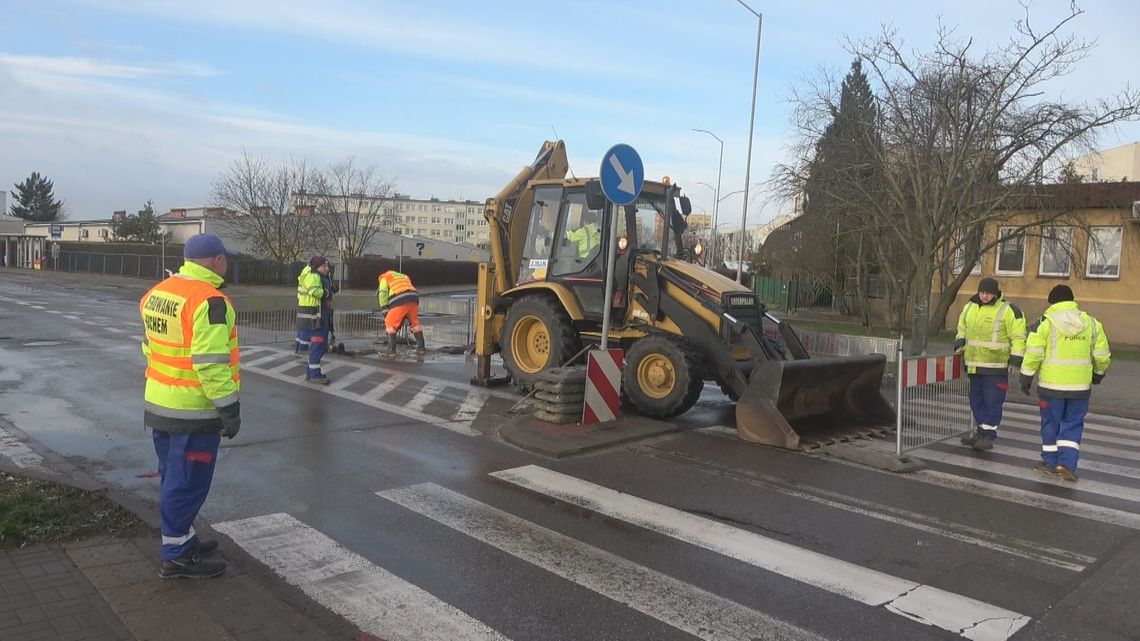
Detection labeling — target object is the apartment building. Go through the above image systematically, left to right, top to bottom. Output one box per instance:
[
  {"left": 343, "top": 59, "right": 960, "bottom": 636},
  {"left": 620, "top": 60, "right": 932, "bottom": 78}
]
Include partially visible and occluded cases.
[{"left": 390, "top": 197, "right": 490, "bottom": 249}]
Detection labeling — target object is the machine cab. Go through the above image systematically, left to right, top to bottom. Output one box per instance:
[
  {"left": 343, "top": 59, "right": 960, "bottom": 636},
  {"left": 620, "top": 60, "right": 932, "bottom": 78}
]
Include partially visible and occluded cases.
[{"left": 515, "top": 180, "right": 688, "bottom": 321}]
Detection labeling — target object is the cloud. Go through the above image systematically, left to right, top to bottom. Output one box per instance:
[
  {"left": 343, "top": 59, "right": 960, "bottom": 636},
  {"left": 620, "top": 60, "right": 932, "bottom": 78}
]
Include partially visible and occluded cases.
[{"left": 0, "top": 53, "right": 217, "bottom": 79}]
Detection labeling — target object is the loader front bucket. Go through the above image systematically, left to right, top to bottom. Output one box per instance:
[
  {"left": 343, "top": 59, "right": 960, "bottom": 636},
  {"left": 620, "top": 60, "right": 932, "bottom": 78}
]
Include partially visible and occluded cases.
[{"left": 736, "top": 354, "right": 896, "bottom": 449}]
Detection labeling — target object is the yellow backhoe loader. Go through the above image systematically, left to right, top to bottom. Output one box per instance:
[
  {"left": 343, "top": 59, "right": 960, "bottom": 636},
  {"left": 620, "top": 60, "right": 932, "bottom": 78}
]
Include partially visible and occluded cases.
[{"left": 472, "top": 141, "right": 894, "bottom": 449}]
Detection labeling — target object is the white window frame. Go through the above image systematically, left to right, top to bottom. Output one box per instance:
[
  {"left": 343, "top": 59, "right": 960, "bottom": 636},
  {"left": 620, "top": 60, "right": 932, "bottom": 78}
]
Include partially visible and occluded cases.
[
  {"left": 1086, "top": 225, "right": 1123, "bottom": 279},
  {"left": 995, "top": 226, "right": 1025, "bottom": 276},
  {"left": 1038, "top": 226, "right": 1072, "bottom": 277},
  {"left": 950, "top": 233, "right": 982, "bottom": 275}
]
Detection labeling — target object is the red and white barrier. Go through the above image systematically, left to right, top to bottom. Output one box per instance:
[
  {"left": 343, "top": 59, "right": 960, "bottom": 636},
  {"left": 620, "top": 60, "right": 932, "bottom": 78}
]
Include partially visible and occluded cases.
[
  {"left": 582, "top": 349, "right": 623, "bottom": 426},
  {"left": 896, "top": 352, "right": 972, "bottom": 455},
  {"left": 900, "top": 354, "right": 965, "bottom": 388}
]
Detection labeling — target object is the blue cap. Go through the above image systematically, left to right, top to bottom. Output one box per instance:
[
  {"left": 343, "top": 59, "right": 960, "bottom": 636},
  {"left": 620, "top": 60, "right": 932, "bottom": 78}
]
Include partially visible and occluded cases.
[{"left": 183, "top": 234, "right": 237, "bottom": 258}]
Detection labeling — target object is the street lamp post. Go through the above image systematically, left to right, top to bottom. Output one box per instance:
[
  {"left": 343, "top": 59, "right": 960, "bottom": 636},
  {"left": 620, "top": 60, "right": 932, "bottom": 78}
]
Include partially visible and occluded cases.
[
  {"left": 735, "top": 0, "right": 763, "bottom": 284},
  {"left": 692, "top": 128, "right": 723, "bottom": 270}
]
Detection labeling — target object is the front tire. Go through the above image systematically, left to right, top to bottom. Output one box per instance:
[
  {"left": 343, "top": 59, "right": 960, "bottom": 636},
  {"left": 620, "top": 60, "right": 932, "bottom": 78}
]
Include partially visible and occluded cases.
[
  {"left": 502, "top": 296, "right": 580, "bottom": 392},
  {"left": 623, "top": 335, "right": 704, "bottom": 418}
]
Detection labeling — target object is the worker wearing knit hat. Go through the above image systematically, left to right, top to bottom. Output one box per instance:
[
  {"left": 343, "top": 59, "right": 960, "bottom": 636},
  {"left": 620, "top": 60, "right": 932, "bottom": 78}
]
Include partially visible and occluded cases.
[
  {"left": 954, "top": 277, "right": 1027, "bottom": 451},
  {"left": 1048, "top": 284, "right": 1074, "bottom": 304},
  {"left": 1020, "top": 285, "right": 1112, "bottom": 482}
]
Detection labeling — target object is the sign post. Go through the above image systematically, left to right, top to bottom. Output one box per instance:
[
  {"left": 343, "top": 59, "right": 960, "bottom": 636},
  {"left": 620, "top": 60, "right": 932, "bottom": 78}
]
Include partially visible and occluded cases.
[
  {"left": 597, "top": 143, "right": 644, "bottom": 350},
  {"left": 581, "top": 144, "right": 645, "bottom": 426}
]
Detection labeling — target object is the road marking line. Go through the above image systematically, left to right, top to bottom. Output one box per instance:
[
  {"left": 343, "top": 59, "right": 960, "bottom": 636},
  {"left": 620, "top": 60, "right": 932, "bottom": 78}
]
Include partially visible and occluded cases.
[
  {"left": 30, "top": 305, "right": 44, "bottom": 310},
  {"left": 46, "top": 310, "right": 62, "bottom": 314},
  {"left": 65, "top": 315, "right": 81, "bottom": 321},
  {"left": 104, "top": 327, "right": 124, "bottom": 334},
  {"left": 244, "top": 364, "right": 478, "bottom": 436},
  {"left": 326, "top": 366, "right": 372, "bottom": 390},
  {"left": 366, "top": 374, "right": 410, "bottom": 400},
  {"left": 405, "top": 381, "right": 448, "bottom": 414},
  {"left": 452, "top": 389, "right": 488, "bottom": 426},
  {"left": 911, "top": 398, "right": 1140, "bottom": 438},
  {"left": 698, "top": 426, "right": 1140, "bottom": 530},
  {"left": 949, "top": 427, "right": 1140, "bottom": 463},
  {"left": 927, "top": 440, "right": 1140, "bottom": 480},
  {"left": 633, "top": 446, "right": 1092, "bottom": 572},
  {"left": 914, "top": 449, "right": 1140, "bottom": 504},
  {"left": 492, "top": 465, "right": 1030, "bottom": 641},
  {"left": 914, "top": 469, "right": 1140, "bottom": 529},
  {"left": 379, "top": 483, "right": 828, "bottom": 641},
  {"left": 214, "top": 513, "right": 511, "bottom": 641}
]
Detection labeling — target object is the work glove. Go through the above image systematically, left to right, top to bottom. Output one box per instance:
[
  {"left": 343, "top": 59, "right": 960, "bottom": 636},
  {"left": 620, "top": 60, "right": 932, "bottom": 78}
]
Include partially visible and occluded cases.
[
  {"left": 953, "top": 338, "right": 966, "bottom": 353},
  {"left": 1092, "top": 373, "right": 1105, "bottom": 385},
  {"left": 1019, "top": 374, "right": 1034, "bottom": 396},
  {"left": 218, "top": 402, "right": 241, "bottom": 439}
]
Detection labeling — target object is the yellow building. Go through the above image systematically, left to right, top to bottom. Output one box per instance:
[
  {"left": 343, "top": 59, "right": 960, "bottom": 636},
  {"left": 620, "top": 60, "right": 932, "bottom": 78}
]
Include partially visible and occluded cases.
[{"left": 943, "top": 182, "right": 1140, "bottom": 345}]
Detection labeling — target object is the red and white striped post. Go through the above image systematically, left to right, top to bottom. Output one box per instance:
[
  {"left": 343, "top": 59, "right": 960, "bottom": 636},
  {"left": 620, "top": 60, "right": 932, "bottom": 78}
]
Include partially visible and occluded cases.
[{"left": 582, "top": 349, "right": 623, "bottom": 426}]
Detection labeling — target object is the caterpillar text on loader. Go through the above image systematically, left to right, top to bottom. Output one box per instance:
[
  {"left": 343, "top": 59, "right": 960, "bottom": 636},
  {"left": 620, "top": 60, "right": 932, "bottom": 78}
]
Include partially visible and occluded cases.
[{"left": 472, "top": 141, "right": 895, "bottom": 449}]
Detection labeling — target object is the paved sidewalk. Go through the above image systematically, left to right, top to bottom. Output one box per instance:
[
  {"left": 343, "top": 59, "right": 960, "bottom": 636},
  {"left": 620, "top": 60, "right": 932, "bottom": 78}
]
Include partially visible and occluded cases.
[{"left": 2, "top": 533, "right": 363, "bottom": 641}]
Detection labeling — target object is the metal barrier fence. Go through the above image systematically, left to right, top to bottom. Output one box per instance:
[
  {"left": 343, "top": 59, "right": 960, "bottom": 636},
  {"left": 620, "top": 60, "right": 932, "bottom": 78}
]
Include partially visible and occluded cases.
[
  {"left": 235, "top": 295, "right": 476, "bottom": 349},
  {"left": 791, "top": 329, "right": 900, "bottom": 363},
  {"left": 895, "top": 353, "right": 971, "bottom": 455}
]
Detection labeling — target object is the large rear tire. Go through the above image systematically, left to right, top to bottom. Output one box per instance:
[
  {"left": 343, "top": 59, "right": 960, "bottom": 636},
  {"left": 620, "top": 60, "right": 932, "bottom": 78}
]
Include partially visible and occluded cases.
[
  {"left": 502, "top": 296, "right": 580, "bottom": 392},
  {"left": 623, "top": 335, "right": 704, "bottom": 418}
]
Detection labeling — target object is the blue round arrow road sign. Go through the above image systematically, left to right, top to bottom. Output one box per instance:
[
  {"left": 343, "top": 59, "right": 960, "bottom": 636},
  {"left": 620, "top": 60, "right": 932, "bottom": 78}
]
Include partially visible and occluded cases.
[{"left": 599, "top": 144, "right": 644, "bottom": 206}]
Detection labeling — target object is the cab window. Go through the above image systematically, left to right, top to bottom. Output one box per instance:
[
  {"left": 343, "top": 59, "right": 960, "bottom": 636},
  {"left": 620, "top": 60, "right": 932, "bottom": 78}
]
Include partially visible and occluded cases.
[
  {"left": 517, "top": 186, "right": 562, "bottom": 284},
  {"left": 551, "top": 191, "right": 604, "bottom": 278}
]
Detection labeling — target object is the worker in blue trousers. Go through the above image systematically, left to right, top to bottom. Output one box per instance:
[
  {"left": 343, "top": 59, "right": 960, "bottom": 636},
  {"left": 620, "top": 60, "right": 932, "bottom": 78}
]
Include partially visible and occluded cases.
[
  {"left": 139, "top": 234, "right": 240, "bottom": 579},
  {"left": 296, "top": 256, "right": 334, "bottom": 384},
  {"left": 955, "top": 277, "right": 1027, "bottom": 450},
  {"left": 1020, "top": 285, "right": 1112, "bottom": 482}
]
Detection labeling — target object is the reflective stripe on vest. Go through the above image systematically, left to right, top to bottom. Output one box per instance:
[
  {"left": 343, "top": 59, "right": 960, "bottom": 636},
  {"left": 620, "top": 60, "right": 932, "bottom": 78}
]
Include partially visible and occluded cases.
[{"left": 140, "top": 272, "right": 240, "bottom": 417}]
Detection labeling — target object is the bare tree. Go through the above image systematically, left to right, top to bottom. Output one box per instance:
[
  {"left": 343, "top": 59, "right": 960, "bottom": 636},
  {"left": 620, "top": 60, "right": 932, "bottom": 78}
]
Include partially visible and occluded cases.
[
  {"left": 778, "top": 5, "right": 1139, "bottom": 353},
  {"left": 211, "top": 151, "right": 321, "bottom": 262},
  {"left": 308, "top": 159, "right": 397, "bottom": 260}
]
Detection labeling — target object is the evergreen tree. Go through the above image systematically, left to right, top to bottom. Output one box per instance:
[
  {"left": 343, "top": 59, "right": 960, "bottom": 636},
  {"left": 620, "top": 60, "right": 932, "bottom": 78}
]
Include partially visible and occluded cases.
[
  {"left": 800, "top": 60, "right": 880, "bottom": 293},
  {"left": 10, "top": 172, "right": 63, "bottom": 221},
  {"left": 110, "top": 200, "right": 167, "bottom": 243}
]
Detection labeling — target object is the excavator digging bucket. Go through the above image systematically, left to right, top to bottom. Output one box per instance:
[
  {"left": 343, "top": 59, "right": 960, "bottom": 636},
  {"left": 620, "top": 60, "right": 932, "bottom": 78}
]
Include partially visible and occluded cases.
[{"left": 736, "top": 354, "right": 896, "bottom": 450}]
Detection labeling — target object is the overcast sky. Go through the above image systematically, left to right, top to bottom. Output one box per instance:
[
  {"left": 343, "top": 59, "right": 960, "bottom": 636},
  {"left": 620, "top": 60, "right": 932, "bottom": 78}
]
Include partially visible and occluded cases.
[{"left": 2, "top": 0, "right": 1137, "bottom": 222}]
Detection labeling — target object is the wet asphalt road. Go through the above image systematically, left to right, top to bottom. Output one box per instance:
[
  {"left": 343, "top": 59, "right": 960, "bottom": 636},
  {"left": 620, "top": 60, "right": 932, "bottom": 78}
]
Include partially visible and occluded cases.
[{"left": 2, "top": 270, "right": 1139, "bottom": 641}]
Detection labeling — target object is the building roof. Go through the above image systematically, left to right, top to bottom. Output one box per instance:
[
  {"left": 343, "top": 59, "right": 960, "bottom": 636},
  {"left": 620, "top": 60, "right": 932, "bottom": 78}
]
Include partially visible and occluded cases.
[{"left": 1010, "top": 181, "right": 1140, "bottom": 209}]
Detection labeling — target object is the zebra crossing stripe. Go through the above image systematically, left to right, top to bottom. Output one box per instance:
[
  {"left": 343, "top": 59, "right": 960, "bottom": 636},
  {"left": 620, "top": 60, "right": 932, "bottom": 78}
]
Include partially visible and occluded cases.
[
  {"left": 244, "top": 361, "right": 479, "bottom": 436},
  {"left": 405, "top": 380, "right": 448, "bottom": 414},
  {"left": 912, "top": 398, "right": 1140, "bottom": 438},
  {"left": 926, "top": 439, "right": 1140, "bottom": 480},
  {"left": 912, "top": 450, "right": 1140, "bottom": 504},
  {"left": 491, "top": 465, "right": 1030, "bottom": 641},
  {"left": 379, "top": 483, "right": 827, "bottom": 641},
  {"left": 214, "top": 513, "right": 510, "bottom": 641}
]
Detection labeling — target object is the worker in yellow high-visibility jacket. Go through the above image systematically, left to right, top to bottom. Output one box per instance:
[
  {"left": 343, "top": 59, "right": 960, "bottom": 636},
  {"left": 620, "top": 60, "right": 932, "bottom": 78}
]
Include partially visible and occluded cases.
[
  {"left": 139, "top": 234, "right": 240, "bottom": 579},
  {"left": 378, "top": 270, "right": 424, "bottom": 358},
  {"left": 954, "top": 277, "right": 1026, "bottom": 451},
  {"left": 1020, "top": 285, "right": 1111, "bottom": 482}
]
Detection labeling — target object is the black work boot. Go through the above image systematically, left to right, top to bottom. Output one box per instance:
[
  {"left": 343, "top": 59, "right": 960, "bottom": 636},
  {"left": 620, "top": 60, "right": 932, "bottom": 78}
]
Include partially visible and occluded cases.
[
  {"left": 414, "top": 331, "right": 427, "bottom": 355},
  {"left": 381, "top": 334, "right": 398, "bottom": 359},
  {"left": 960, "top": 427, "right": 983, "bottom": 446},
  {"left": 972, "top": 433, "right": 994, "bottom": 451},
  {"left": 192, "top": 538, "right": 219, "bottom": 557},
  {"left": 159, "top": 551, "right": 226, "bottom": 579}
]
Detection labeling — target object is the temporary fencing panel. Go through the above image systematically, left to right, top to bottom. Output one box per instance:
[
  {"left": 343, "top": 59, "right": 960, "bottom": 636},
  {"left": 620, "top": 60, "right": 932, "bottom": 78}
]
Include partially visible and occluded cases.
[
  {"left": 234, "top": 294, "right": 476, "bottom": 350},
  {"left": 895, "top": 353, "right": 972, "bottom": 455}
]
